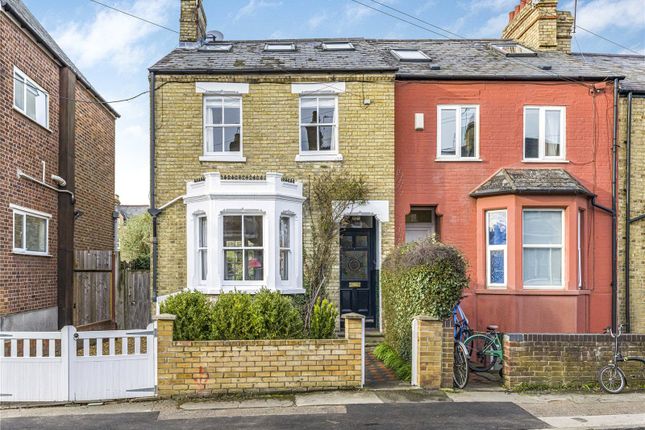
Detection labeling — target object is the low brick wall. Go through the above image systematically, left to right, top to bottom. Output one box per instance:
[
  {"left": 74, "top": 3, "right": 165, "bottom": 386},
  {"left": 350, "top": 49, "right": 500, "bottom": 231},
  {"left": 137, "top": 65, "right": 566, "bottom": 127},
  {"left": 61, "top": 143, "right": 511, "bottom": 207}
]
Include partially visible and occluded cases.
[
  {"left": 155, "top": 313, "right": 364, "bottom": 398},
  {"left": 411, "top": 316, "right": 453, "bottom": 389},
  {"left": 503, "top": 333, "right": 645, "bottom": 390}
]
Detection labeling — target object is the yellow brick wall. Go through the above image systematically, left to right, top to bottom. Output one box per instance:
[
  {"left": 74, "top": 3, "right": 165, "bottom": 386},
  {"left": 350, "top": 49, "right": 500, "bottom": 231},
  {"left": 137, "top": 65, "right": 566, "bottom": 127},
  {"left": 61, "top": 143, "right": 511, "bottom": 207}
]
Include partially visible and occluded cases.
[
  {"left": 502, "top": 1, "right": 572, "bottom": 53},
  {"left": 153, "top": 73, "right": 396, "bottom": 310},
  {"left": 617, "top": 96, "right": 645, "bottom": 333},
  {"left": 156, "top": 314, "right": 364, "bottom": 397},
  {"left": 412, "top": 317, "right": 453, "bottom": 389}
]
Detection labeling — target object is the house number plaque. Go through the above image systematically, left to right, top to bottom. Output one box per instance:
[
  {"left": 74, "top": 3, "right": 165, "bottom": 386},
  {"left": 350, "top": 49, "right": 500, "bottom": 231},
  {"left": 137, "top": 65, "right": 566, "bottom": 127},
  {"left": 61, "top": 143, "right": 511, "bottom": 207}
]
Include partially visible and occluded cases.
[{"left": 349, "top": 282, "right": 361, "bottom": 288}]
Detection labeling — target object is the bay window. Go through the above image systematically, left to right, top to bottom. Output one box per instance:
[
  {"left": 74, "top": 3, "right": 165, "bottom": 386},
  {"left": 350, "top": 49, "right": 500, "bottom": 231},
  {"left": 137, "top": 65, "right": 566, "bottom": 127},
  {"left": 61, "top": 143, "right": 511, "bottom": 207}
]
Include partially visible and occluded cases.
[
  {"left": 437, "top": 105, "right": 479, "bottom": 160},
  {"left": 523, "top": 106, "right": 566, "bottom": 161},
  {"left": 522, "top": 209, "right": 564, "bottom": 288},
  {"left": 486, "top": 210, "right": 507, "bottom": 287},
  {"left": 223, "top": 215, "right": 264, "bottom": 281},
  {"left": 197, "top": 216, "right": 207, "bottom": 282},
  {"left": 279, "top": 216, "right": 291, "bottom": 281}
]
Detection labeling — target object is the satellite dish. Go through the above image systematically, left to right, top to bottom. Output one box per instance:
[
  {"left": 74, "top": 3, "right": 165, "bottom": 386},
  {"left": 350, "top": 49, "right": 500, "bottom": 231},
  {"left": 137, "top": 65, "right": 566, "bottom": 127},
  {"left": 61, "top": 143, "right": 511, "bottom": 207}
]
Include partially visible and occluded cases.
[{"left": 206, "top": 30, "right": 224, "bottom": 41}]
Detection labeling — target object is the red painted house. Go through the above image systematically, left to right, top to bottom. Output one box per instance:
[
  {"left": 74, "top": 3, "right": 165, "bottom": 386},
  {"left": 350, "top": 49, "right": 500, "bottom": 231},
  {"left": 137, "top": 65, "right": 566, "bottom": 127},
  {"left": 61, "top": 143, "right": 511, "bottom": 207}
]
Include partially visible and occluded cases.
[{"left": 386, "top": 33, "right": 621, "bottom": 333}]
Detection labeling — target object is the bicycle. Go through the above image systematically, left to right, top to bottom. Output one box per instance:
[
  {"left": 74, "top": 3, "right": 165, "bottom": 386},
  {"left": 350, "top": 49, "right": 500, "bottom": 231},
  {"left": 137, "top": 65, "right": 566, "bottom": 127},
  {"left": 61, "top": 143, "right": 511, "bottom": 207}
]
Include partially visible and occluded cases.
[
  {"left": 452, "top": 298, "right": 473, "bottom": 343},
  {"left": 598, "top": 324, "right": 645, "bottom": 394},
  {"left": 464, "top": 325, "right": 503, "bottom": 373},
  {"left": 453, "top": 341, "right": 469, "bottom": 389}
]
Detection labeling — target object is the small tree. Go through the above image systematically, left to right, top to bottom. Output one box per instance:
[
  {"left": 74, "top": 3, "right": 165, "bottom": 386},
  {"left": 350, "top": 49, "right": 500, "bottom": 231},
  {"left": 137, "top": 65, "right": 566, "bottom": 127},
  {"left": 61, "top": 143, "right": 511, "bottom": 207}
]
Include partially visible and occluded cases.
[
  {"left": 303, "top": 171, "right": 368, "bottom": 329},
  {"left": 119, "top": 213, "right": 151, "bottom": 269}
]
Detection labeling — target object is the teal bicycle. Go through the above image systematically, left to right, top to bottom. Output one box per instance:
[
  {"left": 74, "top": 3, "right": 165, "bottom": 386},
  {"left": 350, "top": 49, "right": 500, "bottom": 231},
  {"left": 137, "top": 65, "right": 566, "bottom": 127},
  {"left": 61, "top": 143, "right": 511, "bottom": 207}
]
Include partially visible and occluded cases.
[{"left": 464, "top": 325, "right": 503, "bottom": 372}]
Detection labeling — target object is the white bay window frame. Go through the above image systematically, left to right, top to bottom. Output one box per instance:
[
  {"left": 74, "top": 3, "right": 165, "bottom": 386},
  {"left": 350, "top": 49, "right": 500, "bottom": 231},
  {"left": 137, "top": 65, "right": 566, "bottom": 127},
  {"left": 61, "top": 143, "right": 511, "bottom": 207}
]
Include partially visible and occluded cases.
[
  {"left": 436, "top": 104, "right": 480, "bottom": 161},
  {"left": 523, "top": 106, "right": 566, "bottom": 162},
  {"left": 522, "top": 208, "right": 565, "bottom": 289},
  {"left": 486, "top": 209, "right": 507, "bottom": 288}
]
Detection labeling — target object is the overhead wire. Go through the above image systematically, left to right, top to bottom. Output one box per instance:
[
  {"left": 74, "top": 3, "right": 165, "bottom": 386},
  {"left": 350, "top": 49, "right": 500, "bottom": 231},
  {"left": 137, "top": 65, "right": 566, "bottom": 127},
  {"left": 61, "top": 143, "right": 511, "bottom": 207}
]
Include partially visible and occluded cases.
[{"left": 87, "top": 0, "right": 179, "bottom": 34}]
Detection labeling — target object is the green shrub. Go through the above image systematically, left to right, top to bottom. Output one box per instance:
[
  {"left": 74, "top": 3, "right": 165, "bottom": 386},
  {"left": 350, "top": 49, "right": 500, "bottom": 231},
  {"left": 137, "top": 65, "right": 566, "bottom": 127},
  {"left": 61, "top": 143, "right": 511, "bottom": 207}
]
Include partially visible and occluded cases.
[
  {"left": 382, "top": 236, "right": 468, "bottom": 361},
  {"left": 250, "top": 289, "right": 304, "bottom": 339},
  {"left": 159, "top": 290, "right": 213, "bottom": 341},
  {"left": 211, "top": 292, "right": 255, "bottom": 340},
  {"left": 309, "top": 298, "right": 338, "bottom": 339},
  {"left": 373, "top": 343, "right": 412, "bottom": 382}
]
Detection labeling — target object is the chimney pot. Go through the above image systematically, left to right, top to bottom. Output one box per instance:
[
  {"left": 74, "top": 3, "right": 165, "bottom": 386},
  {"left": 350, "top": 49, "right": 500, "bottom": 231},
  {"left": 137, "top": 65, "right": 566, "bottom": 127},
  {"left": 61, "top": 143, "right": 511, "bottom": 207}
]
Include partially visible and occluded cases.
[
  {"left": 514, "top": 5, "right": 521, "bottom": 14},
  {"left": 509, "top": 11, "right": 515, "bottom": 21}
]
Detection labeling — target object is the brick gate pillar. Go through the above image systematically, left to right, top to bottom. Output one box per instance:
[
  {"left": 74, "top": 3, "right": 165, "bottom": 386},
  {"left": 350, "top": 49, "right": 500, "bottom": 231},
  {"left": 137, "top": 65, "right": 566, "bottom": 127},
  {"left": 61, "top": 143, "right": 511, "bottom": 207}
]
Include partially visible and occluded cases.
[
  {"left": 154, "top": 313, "right": 176, "bottom": 397},
  {"left": 411, "top": 315, "right": 452, "bottom": 389}
]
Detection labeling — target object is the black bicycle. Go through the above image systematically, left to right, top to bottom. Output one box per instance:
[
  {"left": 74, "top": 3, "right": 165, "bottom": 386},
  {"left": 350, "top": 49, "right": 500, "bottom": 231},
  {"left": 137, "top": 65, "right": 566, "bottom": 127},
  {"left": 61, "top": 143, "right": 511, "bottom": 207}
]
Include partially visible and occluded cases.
[{"left": 598, "top": 325, "right": 645, "bottom": 394}]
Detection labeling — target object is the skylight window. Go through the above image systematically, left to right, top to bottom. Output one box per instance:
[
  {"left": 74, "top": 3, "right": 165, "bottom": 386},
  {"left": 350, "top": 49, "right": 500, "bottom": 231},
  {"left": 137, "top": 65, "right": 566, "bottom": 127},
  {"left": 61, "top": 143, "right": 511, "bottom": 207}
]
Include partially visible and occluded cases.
[
  {"left": 322, "top": 42, "right": 355, "bottom": 51},
  {"left": 202, "top": 43, "right": 232, "bottom": 52},
  {"left": 264, "top": 43, "right": 296, "bottom": 52},
  {"left": 491, "top": 43, "right": 536, "bottom": 57},
  {"left": 390, "top": 49, "right": 431, "bottom": 62}
]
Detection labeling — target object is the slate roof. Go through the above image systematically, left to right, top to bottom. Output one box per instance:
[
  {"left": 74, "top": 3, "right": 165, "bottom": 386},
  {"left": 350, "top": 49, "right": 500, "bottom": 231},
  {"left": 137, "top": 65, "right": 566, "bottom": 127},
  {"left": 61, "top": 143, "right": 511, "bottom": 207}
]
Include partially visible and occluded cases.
[
  {"left": 1, "top": 0, "right": 119, "bottom": 117},
  {"left": 150, "top": 37, "right": 621, "bottom": 82},
  {"left": 571, "top": 53, "right": 645, "bottom": 93},
  {"left": 470, "top": 168, "right": 594, "bottom": 198},
  {"left": 116, "top": 205, "right": 149, "bottom": 221}
]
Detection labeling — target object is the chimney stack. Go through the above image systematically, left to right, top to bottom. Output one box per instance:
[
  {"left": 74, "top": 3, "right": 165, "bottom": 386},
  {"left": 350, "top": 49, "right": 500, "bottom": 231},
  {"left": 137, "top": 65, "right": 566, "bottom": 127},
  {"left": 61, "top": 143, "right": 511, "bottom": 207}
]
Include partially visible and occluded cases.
[
  {"left": 179, "top": 0, "right": 207, "bottom": 44},
  {"left": 502, "top": 0, "right": 573, "bottom": 53}
]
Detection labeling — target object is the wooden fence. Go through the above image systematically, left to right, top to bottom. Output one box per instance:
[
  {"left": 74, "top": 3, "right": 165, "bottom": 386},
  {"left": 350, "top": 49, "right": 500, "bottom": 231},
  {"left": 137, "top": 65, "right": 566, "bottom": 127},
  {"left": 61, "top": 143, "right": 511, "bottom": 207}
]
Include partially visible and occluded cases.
[
  {"left": 73, "top": 251, "right": 114, "bottom": 329},
  {"left": 115, "top": 267, "right": 151, "bottom": 330}
]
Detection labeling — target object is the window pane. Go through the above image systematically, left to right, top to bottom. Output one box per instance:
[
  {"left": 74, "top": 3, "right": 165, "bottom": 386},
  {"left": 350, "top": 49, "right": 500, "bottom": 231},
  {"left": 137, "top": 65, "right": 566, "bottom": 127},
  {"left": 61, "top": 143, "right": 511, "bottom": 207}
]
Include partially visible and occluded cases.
[
  {"left": 14, "top": 74, "right": 25, "bottom": 110},
  {"left": 26, "top": 83, "right": 37, "bottom": 119},
  {"left": 35, "top": 93, "right": 47, "bottom": 126},
  {"left": 223, "top": 98, "right": 240, "bottom": 124},
  {"left": 300, "top": 98, "right": 317, "bottom": 124},
  {"left": 318, "top": 98, "right": 335, "bottom": 124},
  {"left": 206, "top": 103, "right": 223, "bottom": 124},
  {"left": 461, "top": 107, "right": 476, "bottom": 158},
  {"left": 524, "top": 108, "right": 539, "bottom": 158},
  {"left": 440, "top": 109, "right": 456, "bottom": 156},
  {"left": 545, "top": 110, "right": 561, "bottom": 156},
  {"left": 319, "top": 125, "right": 334, "bottom": 150},
  {"left": 223, "top": 126, "right": 240, "bottom": 152},
  {"left": 301, "top": 126, "right": 318, "bottom": 151},
  {"left": 205, "top": 127, "right": 223, "bottom": 152},
  {"left": 405, "top": 207, "right": 434, "bottom": 224},
  {"left": 487, "top": 211, "right": 507, "bottom": 245},
  {"left": 523, "top": 211, "right": 562, "bottom": 245},
  {"left": 14, "top": 213, "right": 24, "bottom": 249},
  {"left": 25, "top": 215, "right": 46, "bottom": 253},
  {"left": 244, "top": 215, "right": 263, "bottom": 247},
  {"left": 223, "top": 216, "right": 242, "bottom": 247},
  {"left": 198, "top": 217, "right": 207, "bottom": 247},
  {"left": 279, "top": 217, "right": 290, "bottom": 248},
  {"left": 523, "top": 248, "right": 562, "bottom": 286},
  {"left": 245, "top": 249, "right": 264, "bottom": 280},
  {"left": 199, "top": 250, "right": 207, "bottom": 281},
  {"left": 224, "top": 250, "right": 243, "bottom": 280},
  {"left": 280, "top": 250, "right": 289, "bottom": 281},
  {"left": 341, "top": 250, "right": 368, "bottom": 281},
  {"left": 489, "top": 250, "right": 505, "bottom": 284}
]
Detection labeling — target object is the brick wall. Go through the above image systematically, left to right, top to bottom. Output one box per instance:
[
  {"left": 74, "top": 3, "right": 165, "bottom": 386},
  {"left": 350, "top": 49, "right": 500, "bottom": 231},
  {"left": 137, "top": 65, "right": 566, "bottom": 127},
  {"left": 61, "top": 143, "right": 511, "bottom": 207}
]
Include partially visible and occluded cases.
[
  {"left": 502, "top": 0, "right": 573, "bottom": 53},
  {"left": 0, "top": 11, "right": 60, "bottom": 316},
  {"left": 154, "top": 73, "right": 395, "bottom": 311},
  {"left": 73, "top": 83, "right": 115, "bottom": 251},
  {"left": 617, "top": 96, "right": 645, "bottom": 333},
  {"left": 155, "top": 313, "right": 364, "bottom": 397},
  {"left": 411, "top": 316, "right": 453, "bottom": 389},
  {"left": 503, "top": 333, "right": 645, "bottom": 389}
]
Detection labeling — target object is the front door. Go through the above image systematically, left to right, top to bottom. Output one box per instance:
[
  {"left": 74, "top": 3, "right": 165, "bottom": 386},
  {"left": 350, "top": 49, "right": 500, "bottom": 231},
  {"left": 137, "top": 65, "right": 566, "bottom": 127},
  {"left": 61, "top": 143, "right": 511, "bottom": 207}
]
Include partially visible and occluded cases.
[{"left": 340, "top": 216, "right": 377, "bottom": 328}]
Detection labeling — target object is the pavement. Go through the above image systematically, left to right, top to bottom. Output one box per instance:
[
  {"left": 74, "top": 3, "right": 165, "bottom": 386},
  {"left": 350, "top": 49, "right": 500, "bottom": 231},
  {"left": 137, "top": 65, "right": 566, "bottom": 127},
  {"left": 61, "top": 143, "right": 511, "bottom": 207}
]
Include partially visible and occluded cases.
[{"left": 1, "top": 388, "right": 644, "bottom": 429}]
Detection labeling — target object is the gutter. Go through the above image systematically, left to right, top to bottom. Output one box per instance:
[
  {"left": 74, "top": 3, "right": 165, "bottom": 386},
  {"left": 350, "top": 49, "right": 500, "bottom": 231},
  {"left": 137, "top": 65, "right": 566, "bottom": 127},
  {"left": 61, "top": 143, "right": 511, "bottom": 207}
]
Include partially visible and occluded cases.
[
  {"left": 148, "top": 67, "right": 398, "bottom": 75},
  {"left": 395, "top": 74, "right": 626, "bottom": 82}
]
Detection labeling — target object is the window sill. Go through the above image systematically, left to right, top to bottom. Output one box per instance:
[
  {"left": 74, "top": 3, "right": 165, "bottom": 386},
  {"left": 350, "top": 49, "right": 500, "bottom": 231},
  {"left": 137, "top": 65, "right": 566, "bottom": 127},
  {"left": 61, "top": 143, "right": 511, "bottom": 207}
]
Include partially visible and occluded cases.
[
  {"left": 12, "top": 106, "right": 51, "bottom": 132},
  {"left": 295, "top": 153, "right": 343, "bottom": 162},
  {"left": 199, "top": 154, "right": 246, "bottom": 163},
  {"left": 435, "top": 158, "right": 482, "bottom": 162},
  {"left": 522, "top": 159, "right": 569, "bottom": 164},
  {"left": 12, "top": 250, "right": 51, "bottom": 257},
  {"left": 193, "top": 285, "right": 305, "bottom": 295}
]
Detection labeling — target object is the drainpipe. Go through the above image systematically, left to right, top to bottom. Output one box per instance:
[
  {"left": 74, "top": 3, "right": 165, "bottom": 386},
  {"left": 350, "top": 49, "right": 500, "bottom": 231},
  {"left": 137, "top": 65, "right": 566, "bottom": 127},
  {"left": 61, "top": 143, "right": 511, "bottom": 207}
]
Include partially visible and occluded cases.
[
  {"left": 148, "top": 71, "right": 159, "bottom": 305},
  {"left": 611, "top": 78, "right": 619, "bottom": 332},
  {"left": 624, "top": 91, "right": 633, "bottom": 333}
]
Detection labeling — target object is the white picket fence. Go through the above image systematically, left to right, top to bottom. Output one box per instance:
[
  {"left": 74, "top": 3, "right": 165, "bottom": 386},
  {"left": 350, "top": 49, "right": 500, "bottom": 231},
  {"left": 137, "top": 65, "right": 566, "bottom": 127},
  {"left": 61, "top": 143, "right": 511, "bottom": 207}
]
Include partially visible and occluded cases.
[{"left": 0, "top": 323, "right": 156, "bottom": 402}]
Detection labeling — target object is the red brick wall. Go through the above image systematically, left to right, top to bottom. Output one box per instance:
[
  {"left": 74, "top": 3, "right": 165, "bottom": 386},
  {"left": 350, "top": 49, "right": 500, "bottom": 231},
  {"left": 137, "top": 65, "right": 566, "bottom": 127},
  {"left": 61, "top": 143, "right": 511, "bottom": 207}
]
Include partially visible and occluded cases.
[
  {"left": 0, "top": 12, "right": 59, "bottom": 315},
  {"left": 395, "top": 81, "right": 614, "bottom": 333},
  {"left": 73, "top": 83, "right": 115, "bottom": 251}
]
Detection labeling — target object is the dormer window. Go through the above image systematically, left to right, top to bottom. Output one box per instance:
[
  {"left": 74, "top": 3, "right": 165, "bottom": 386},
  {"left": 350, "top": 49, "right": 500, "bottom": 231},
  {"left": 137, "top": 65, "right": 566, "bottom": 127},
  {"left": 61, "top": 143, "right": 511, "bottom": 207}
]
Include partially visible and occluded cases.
[
  {"left": 322, "top": 42, "right": 355, "bottom": 51},
  {"left": 264, "top": 43, "right": 296, "bottom": 51},
  {"left": 491, "top": 43, "right": 536, "bottom": 57},
  {"left": 390, "top": 49, "right": 431, "bottom": 62}
]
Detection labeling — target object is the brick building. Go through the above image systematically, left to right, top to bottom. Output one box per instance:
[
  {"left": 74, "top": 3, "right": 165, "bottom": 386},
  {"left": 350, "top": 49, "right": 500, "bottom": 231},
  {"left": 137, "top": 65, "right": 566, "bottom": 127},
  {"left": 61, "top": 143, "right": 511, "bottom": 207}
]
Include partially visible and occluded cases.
[
  {"left": 0, "top": 0, "right": 118, "bottom": 330},
  {"left": 151, "top": 0, "right": 395, "bottom": 329}
]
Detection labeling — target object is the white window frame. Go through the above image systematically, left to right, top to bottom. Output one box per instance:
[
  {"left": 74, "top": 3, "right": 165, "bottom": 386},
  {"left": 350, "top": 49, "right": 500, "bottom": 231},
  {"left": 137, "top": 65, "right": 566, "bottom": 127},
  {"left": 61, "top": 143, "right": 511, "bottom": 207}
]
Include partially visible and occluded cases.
[
  {"left": 13, "top": 66, "right": 49, "bottom": 129},
  {"left": 201, "top": 95, "right": 245, "bottom": 162},
  {"left": 297, "top": 95, "right": 341, "bottom": 161},
  {"left": 436, "top": 105, "right": 480, "bottom": 161},
  {"left": 523, "top": 106, "right": 566, "bottom": 162},
  {"left": 11, "top": 204, "right": 50, "bottom": 256},
  {"left": 522, "top": 208, "right": 565, "bottom": 289},
  {"left": 486, "top": 209, "right": 507, "bottom": 288},
  {"left": 577, "top": 209, "right": 583, "bottom": 289},
  {"left": 221, "top": 213, "right": 266, "bottom": 285},
  {"left": 196, "top": 215, "right": 208, "bottom": 284},
  {"left": 279, "top": 215, "right": 292, "bottom": 282}
]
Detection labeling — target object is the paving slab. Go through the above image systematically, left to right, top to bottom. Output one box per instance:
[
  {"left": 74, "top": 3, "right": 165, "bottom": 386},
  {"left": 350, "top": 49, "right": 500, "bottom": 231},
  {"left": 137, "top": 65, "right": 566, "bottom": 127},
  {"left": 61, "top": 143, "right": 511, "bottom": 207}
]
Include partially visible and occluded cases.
[
  {"left": 374, "top": 389, "right": 450, "bottom": 403},
  {"left": 295, "top": 390, "right": 383, "bottom": 406},
  {"left": 180, "top": 397, "right": 294, "bottom": 410},
  {"left": 159, "top": 405, "right": 347, "bottom": 420},
  {"left": 539, "top": 412, "right": 645, "bottom": 429}
]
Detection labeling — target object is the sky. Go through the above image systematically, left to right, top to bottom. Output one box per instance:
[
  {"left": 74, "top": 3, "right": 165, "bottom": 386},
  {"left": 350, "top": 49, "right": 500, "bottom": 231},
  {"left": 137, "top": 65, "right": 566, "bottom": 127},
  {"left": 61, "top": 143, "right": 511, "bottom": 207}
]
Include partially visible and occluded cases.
[{"left": 22, "top": 0, "right": 645, "bottom": 205}]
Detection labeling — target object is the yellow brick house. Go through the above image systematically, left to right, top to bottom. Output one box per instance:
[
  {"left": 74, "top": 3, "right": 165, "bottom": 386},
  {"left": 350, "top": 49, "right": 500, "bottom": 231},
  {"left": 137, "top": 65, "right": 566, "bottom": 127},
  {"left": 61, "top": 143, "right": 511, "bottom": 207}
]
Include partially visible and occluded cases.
[{"left": 149, "top": 0, "right": 395, "bottom": 329}]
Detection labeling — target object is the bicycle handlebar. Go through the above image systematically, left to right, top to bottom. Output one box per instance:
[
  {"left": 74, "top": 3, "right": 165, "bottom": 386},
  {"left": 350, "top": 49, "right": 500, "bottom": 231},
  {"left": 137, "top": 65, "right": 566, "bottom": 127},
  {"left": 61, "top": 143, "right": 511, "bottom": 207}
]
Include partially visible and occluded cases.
[{"left": 605, "top": 324, "right": 624, "bottom": 338}]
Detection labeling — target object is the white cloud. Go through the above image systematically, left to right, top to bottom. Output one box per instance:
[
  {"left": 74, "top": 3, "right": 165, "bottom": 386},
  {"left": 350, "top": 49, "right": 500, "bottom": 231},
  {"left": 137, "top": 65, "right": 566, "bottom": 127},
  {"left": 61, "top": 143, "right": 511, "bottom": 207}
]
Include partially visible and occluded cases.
[
  {"left": 53, "top": 0, "right": 173, "bottom": 72},
  {"left": 234, "top": 0, "right": 282, "bottom": 22},
  {"left": 572, "top": 0, "right": 645, "bottom": 33},
  {"left": 307, "top": 12, "right": 328, "bottom": 30}
]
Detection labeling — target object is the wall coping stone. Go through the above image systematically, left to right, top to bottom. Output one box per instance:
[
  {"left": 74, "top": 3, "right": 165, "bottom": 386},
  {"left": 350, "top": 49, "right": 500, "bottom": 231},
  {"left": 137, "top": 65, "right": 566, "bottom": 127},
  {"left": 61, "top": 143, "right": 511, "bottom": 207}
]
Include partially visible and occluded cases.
[
  {"left": 154, "top": 313, "right": 177, "bottom": 321},
  {"left": 342, "top": 313, "right": 365, "bottom": 320},
  {"left": 413, "top": 315, "right": 440, "bottom": 322},
  {"left": 504, "top": 333, "right": 645, "bottom": 342}
]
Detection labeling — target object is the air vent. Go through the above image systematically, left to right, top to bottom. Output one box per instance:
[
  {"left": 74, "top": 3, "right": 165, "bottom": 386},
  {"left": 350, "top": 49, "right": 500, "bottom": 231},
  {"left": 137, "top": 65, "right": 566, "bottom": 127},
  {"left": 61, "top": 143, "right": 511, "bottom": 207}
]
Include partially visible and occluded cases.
[{"left": 390, "top": 49, "right": 431, "bottom": 62}]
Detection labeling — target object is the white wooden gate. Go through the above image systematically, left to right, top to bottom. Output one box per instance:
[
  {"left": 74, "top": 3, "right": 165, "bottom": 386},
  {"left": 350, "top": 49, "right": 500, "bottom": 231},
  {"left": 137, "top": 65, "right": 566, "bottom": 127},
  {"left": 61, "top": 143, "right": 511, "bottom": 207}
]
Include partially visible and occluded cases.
[{"left": 0, "top": 323, "right": 156, "bottom": 402}]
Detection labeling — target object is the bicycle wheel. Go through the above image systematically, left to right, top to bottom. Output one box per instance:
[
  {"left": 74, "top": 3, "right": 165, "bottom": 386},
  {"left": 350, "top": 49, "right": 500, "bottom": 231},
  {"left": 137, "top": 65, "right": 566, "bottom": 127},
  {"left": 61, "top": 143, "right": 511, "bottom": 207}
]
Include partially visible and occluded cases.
[
  {"left": 464, "top": 333, "right": 498, "bottom": 372},
  {"left": 453, "top": 341, "right": 469, "bottom": 389},
  {"left": 598, "top": 365, "right": 625, "bottom": 394}
]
